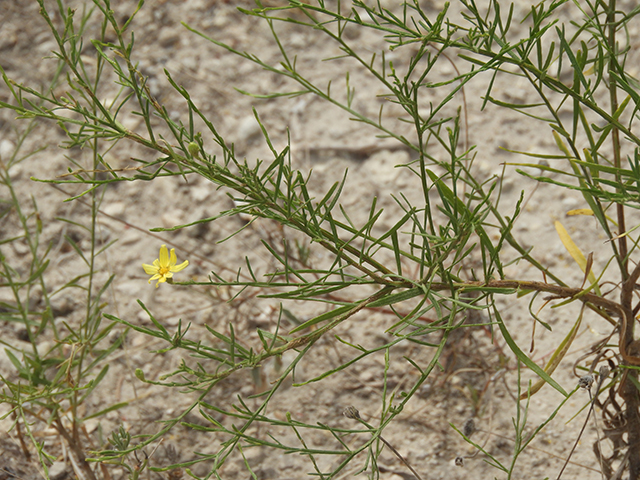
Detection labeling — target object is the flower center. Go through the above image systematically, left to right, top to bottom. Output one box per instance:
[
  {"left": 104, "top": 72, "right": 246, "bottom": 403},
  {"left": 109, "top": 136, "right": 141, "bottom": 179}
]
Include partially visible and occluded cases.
[{"left": 159, "top": 266, "right": 170, "bottom": 276}]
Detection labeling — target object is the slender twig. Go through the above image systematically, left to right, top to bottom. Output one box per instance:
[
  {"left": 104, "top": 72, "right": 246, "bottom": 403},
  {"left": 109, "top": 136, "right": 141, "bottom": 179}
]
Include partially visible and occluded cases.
[
  {"left": 556, "top": 367, "right": 610, "bottom": 480},
  {"left": 344, "top": 407, "right": 423, "bottom": 480}
]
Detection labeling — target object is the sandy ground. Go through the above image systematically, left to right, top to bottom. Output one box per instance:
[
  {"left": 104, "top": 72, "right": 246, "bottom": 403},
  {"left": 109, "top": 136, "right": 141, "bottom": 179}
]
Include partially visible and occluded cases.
[{"left": 1, "top": 0, "right": 637, "bottom": 479}]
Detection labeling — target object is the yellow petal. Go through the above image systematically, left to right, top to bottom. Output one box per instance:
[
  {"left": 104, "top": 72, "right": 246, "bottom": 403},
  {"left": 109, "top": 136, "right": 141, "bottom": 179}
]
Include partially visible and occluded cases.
[
  {"left": 159, "top": 245, "right": 169, "bottom": 267},
  {"left": 169, "top": 248, "right": 177, "bottom": 267},
  {"left": 170, "top": 260, "right": 189, "bottom": 273},
  {"left": 142, "top": 264, "right": 158, "bottom": 275}
]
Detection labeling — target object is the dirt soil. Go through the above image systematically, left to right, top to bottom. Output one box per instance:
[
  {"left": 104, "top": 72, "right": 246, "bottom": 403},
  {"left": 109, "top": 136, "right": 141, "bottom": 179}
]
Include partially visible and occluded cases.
[{"left": 1, "top": 0, "right": 636, "bottom": 479}]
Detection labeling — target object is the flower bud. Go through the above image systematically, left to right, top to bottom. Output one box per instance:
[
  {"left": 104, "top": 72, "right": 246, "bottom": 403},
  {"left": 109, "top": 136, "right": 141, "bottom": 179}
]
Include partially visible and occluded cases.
[{"left": 187, "top": 142, "right": 200, "bottom": 159}]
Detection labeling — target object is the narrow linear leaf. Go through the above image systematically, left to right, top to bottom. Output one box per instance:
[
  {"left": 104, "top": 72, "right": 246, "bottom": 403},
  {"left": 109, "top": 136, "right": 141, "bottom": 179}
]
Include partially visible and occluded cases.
[
  {"left": 554, "top": 220, "right": 600, "bottom": 295},
  {"left": 495, "top": 307, "right": 569, "bottom": 397},
  {"left": 519, "top": 307, "right": 583, "bottom": 399}
]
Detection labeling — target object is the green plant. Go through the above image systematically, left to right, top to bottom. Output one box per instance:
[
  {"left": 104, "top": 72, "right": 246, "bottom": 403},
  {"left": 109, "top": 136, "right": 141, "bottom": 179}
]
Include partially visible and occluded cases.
[
  {"left": 3, "top": 0, "right": 640, "bottom": 478},
  {"left": 0, "top": 17, "right": 125, "bottom": 478}
]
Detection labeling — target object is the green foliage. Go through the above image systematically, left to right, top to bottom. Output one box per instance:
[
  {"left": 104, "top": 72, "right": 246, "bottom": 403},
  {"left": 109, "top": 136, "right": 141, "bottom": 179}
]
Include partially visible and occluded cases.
[
  {"left": 3, "top": 0, "right": 640, "bottom": 478},
  {"left": 0, "top": 11, "right": 126, "bottom": 476}
]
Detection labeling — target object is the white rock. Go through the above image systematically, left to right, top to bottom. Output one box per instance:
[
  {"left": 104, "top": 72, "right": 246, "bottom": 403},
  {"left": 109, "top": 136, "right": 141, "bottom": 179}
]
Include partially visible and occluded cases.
[
  {"left": 158, "top": 30, "right": 181, "bottom": 48},
  {"left": 289, "top": 33, "right": 307, "bottom": 48},
  {"left": 181, "top": 55, "right": 198, "bottom": 71},
  {"left": 439, "top": 63, "right": 453, "bottom": 75},
  {"left": 119, "top": 113, "right": 141, "bottom": 131},
  {"left": 236, "top": 116, "right": 262, "bottom": 144},
  {"left": 0, "top": 139, "right": 15, "bottom": 160},
  {"left": 8, "top": 162, "right": 23, "bottom": 180},
  {"left": 190, "top": 185, "right": 211, "bottom": 202},
  {"left": 561, "top": 196, "right": 578, "bottom": 209},
  {"left": 103, "top": 202, "right": 126, "bottom": 217},
  {"left": 161, "top": 210, "right": 183, "bottom": 228},
  {"left": 119, "top": 229, "right": 140, "bottom": 246},
  {"left": 12, "top": 239, "right": 30, "bottom": 256},
  {"left": 116, "top": 281, "right": 142, "bottom": 297},
  {"left": 164, "top": 315, "right": 181, "bottom": 327},
  {"left": 130, "top": 332, "right": 146, "bottom": 347},
  {"left": 359, "top": 369, "right": 375, "bottom": 383},
  {"left": 83, "top": 418, "right": 99, "bottom": 434},
  {"left": 48, "top": 461, "right": 67, "bottom": 480}
]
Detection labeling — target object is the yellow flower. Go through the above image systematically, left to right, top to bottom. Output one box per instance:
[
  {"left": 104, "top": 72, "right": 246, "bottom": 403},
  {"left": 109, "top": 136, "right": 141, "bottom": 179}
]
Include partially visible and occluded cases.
[{"left": 142, "top": 244, "right": 189, "bottom": 288}]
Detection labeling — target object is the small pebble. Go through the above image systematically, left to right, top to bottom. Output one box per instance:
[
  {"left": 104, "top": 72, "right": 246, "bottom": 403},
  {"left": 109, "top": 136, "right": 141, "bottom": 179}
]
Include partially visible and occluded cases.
[
  {"left": 158, "top": 30, "right": 181, "bottom": 48},
  {"left": 236, "top": 116, "right": 262, "bottom": 144},
  {"left": 0, "top": 139, "right": 15, "bottom": 160},
  {"left": 190, "top": 185, "right": 210, "bottom": 202},
  {"left": 562, "top": 196, "right": 578, "bottom": 209},
  {"left": 103, "top": 202, "right": 126, "bottom": 217},
  {"left": 161, "top": 210, "right": 183, "bottom": 228},
  {"left": 12, "top": 239, "right": 30, "bottom": 256},
  {"left": 48, "top": 461, "right": 67, "bottom": 480}
]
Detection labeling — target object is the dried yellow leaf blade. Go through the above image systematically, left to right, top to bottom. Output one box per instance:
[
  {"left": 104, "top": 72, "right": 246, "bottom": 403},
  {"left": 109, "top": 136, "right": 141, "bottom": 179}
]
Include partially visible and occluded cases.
[
  {"left": 552, "top": 131, "right": 572, "bottom": 157},
  {"left": 566, "top": 208, "right": 617, "bottom": 226},
  {"left": 566, "top": 209, "right": 594, "bottom": 216},
  {"left": 554, "top": 220, "right": 601, "bottom": 296},
  {"left": 555, "top": 221, "right": 588, "bottom": 270},
  {"left": 610, "top": 222, "right": 640, "bottom": 241},
  {"left": 520, "top": 308, "right": 583, "bottom": 399}
]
